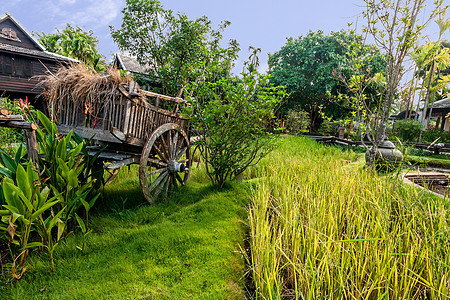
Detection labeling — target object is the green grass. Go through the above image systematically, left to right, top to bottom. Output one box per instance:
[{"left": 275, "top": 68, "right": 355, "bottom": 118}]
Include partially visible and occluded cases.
[
  {"left": 5, "top": 135, "right": 448, "bottom": 299},
  {"left": 248, "top": 136, "right": 450, "bottom": 299},
  {"left": 405, "top": 155, "right": 450, "bottom": 169},
  {"left": 0, "top": 166, "right": 248, "bottom": 299}
]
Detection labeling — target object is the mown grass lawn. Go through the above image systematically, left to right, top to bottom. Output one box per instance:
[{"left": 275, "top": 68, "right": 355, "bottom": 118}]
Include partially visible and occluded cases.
[{"left": 0, "top": 166, "right": 249, "bottom": 299}]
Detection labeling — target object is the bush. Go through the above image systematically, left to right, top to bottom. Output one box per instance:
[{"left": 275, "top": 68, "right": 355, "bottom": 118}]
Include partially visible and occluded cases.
[
  {"left": 187, "top": 70, "right": 285, "bottom": 187},
  {"left": 285, "top": 110, "right": 309, "bottom": 134},
  {"left": 0, "top": 111, "right": 101, "bottom": 277},
  {"left": 318, "top": 120, "right": 340, "bottom": 136},
  {"left": 393, "top": 120, "right": 422, "bottom": 142},
  {"left": 422, "top": 128, "right": 450, "bottom": 143}
]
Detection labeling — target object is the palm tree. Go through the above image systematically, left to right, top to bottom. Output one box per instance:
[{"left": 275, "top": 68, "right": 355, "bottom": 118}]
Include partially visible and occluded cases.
[{"left": 421, "top": 15, "right": 450, "bottom": 130}]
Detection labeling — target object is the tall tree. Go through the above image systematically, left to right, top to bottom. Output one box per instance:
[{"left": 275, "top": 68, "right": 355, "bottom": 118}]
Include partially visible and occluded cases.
[
  {"left": 110, "top": 0, "right": 239, "bottom": 96},
  {"left": 361, "top": 0, "right": 445, "bottom": 164},
  {"left": 420, "top": 13, "right": 450, "bottom": 131},
  {"left": 36, "top": 24, "right": 106, "bottom": 72},
  {"left": 268, "top": 30, "right": 385, "bottom": 132}
]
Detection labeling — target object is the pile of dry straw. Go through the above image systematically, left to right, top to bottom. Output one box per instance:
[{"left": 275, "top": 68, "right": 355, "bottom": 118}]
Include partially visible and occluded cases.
[{"left": 41, "top": 63, "right": 133, "bottom": 116}]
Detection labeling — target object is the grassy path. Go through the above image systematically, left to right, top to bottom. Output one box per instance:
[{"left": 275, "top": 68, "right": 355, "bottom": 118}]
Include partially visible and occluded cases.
[{"left": 1, "top": 174, "right": 248, "bottom": 299}]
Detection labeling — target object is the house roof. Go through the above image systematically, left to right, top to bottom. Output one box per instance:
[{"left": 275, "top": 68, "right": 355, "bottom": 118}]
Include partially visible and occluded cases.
[
  {"left": 0, "top": 11, "right": 78, "bottom": 63},
  {"left": 0, "top": 12, "right": 45, "bottom": 51},
  {"left": 0, "top": 42, "right": 79, "bottom": 62},
  {"left": 114, "top": 53, "right": 153, "bottom": 74},
  {"left": 428, "top": 98, "right": 450, "bottom": 109},
  {"left": 391, "top": 110, "right": 418, "bottom": 120}
]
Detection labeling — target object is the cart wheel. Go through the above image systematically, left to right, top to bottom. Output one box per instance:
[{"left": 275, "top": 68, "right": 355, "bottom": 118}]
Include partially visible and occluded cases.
[{"left": 139, "top": 123, "right": 191, "bottom": 204}]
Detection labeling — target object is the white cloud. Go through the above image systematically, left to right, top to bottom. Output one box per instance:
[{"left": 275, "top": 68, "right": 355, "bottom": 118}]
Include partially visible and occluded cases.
[
  {"left": 5, "top": 0, "right": 22, "bottom": 9},
  {"left": 43, "top": 0, "right": 122, "bottom": 29},
  {"left": 60, "top": 0, "right": 78, "bottom": 4},
  {"left": 70, "top": 0, "right": 122, "bottom": 28}
]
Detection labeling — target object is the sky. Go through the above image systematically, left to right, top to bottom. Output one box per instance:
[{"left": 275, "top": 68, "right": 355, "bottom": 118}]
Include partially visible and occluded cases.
[{"left": 2, "top": 0, "right": 445, "bottom": 73}]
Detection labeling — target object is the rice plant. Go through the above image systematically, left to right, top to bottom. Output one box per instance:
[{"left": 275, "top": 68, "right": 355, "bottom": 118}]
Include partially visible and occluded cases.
[{"left": 248, "top": 136, "right": 450, "bottom": 299}]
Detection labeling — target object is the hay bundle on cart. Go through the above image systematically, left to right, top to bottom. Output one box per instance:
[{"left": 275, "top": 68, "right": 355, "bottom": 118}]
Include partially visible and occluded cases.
[{"left": 42, "top": 64, "right": 191, "bottom": 204}]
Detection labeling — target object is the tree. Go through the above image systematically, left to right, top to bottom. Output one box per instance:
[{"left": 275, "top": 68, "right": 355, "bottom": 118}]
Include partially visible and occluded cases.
[
  {"left": 110, "top": 0, "right": 239, "bottom": 96},
  {"left": 112, "top": 0, "right": 283, "bottom": 188},
  {"left": 360, "top": 0, "right": 445, "bottom": 165},
  {"left": 419, "top": 14, "right": 450, "bottom": 133},
  {"left": 36, "top": 24, "right": 106, "bottom": 72},
  {"left": 268, "top": 30, "right": 385, "bottom": 132},
  {"left": 333, "top": 40, "right": 390, "bottom": 146},
  {"left": 186, "top": 57, "right": 286, "bottom": 187}
]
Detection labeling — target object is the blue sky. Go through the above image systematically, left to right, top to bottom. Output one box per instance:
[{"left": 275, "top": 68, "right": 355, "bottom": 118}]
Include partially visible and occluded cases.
[{"left": 3, "top": 0, "right": 444, "bottom": 72}]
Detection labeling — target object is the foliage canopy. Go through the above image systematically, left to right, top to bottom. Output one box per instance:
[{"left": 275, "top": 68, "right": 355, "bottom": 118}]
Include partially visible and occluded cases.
[
  {"left": 111, "top": 0, "right": 240, "bottom": 96},
  {"left": 36, "top": 24, "right": 106, "bottom": 72},
  {"left": 268, "top": 30, "right": 386, "bottom": 132}
]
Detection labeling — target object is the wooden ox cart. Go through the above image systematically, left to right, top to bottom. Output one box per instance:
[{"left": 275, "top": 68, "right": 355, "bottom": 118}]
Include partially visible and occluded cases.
[{"left": 52, "top": 77, "right": 191, "bottom": 204}]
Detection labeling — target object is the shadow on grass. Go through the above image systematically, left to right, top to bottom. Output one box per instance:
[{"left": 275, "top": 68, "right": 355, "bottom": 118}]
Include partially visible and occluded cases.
[{"left": 91, "top": 177, "right": 232, "bottom": 223}]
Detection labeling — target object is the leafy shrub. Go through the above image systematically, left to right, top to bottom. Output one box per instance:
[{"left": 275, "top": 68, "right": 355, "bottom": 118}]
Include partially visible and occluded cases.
[
  {"left": 187, "top": 70, "right": 285, "bottom": 187},
  {"left": 285, "top": 110, "right": 309, "bottom": 134},
  {"left": 0, "top": 111, "right": 101, "bottom": 277},
  {"left": 35, "top": 111, "right": 99, "bottom": 237},
  {"left": 318, "top": 120, "right": 340, "bottom": 136},
  {"left": 393, "top": 120, "right": 422, "bottom": 142},
  {"left": 422, "top": 128, "right": 450, "bottom": 143},
  {"left": 0, "top": 145, "right": 27, "bottom": 205},
  {"left": 0, "top": 162, "right": 61, "bottom": 276}
]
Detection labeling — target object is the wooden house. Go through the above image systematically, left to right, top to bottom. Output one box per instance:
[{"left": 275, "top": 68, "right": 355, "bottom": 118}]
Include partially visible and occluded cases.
[
  {"left": 0, "top": 12, "right": 77, "bottom": 111},
  {"left": 423, "top": 98, "right": 450, "bottom": 131}
]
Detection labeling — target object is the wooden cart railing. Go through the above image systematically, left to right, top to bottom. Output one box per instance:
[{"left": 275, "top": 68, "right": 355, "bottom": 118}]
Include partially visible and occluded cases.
[{"left": 55, "top": 84, "right": 189, "bottom": 150}]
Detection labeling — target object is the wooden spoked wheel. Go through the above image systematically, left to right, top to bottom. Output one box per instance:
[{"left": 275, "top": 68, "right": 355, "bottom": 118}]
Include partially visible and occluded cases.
[{"left": 139, "top": 123, "right": 191, "bottom": 204}]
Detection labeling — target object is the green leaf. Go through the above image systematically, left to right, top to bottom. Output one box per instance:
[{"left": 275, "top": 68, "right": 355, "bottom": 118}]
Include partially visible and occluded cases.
[
  {"left": 36, "top": 110, "right": 55, "bottom": 135},
  {"left": 69, "top": 142, "right": 83, "bottom": 158},
  {"left": 14, "top": 144, "right": 23, "bottom": 163},
  {"left": 1, "top": 153, "right": 17, "bottom": 173},
  {"left": 16, "top": 164, "right": 32, "bottom": 201},
  {"left": 0, "top": 167, "right": 13, "bottom": 178},
  {"left": 2, "top": 183, "right": 25, "bottom": 214},
  {"left": 89, "top": 194, "right": 100, "bottom": 209},
  {"left": 79, "top": 197, "right": 90, "bottom": 213},
  {"left": 30, "top": 200, "right": 59, "bottom": 222},
  {"left": 45, "top": 208, "right": 65, "bottom": 235},
  {"left": 75, "top": 213, "right": 86, "bottom": 233},
  {"left": 57, "top": 220, "right": 65, "bottom": 241},
  {"left": 26, "top": 242, "right": 44, "bottom": 248}
]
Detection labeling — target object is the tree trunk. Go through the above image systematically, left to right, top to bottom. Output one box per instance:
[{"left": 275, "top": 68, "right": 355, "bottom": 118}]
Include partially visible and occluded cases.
[
  {"left": 418, "top": 60, "right": 436, "bottom": 143},
  {"left": 309, "top": 105, "right": 321, "bottom": 133}
]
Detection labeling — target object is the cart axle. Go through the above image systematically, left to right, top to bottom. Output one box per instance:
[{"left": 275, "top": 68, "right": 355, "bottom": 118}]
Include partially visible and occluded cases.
[{"left": 168, "top": 160, "right": 186, "bottom": 173}]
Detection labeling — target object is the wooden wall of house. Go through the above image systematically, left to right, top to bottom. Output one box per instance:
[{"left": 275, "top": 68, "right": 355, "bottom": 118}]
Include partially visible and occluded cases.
[{"left": 0, "top": 52, "right": 62, "bottom": 95}]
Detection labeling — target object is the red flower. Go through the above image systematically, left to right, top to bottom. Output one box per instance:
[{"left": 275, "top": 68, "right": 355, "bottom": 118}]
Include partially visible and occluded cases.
[
  {"left": 25, "top": 96, "right": 30, "bottom": 112},
  {"left": 18, "top": 99, "right": 28, "bottom": 119}
]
